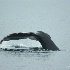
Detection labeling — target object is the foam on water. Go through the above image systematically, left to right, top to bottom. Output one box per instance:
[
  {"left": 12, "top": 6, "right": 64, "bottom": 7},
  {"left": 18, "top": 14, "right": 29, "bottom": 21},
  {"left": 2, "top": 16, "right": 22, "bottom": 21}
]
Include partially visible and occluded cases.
[{"left": 0, "top": 38, "right": 42, "bottom": 51}]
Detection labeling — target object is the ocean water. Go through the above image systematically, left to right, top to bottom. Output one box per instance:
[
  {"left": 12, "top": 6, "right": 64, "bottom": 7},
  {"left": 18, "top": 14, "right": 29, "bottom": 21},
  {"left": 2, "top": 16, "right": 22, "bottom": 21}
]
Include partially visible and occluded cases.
[
  {"left": 0, "top": 0, "right": 70, "bottom": 70},
  {"left": 0, "top": 48, "right": 70, "bottom": 70}
]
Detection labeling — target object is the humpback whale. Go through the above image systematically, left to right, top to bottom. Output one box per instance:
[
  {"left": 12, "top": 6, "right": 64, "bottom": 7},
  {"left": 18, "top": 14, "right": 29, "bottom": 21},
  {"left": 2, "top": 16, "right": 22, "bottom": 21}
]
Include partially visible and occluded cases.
[{"left": 0, "top": 31, "right": 59, "bottom": 51}]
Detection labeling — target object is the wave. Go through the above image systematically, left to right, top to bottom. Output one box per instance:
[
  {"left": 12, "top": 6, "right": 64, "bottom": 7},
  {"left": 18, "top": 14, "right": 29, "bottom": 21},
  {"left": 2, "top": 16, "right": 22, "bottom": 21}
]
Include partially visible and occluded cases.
[{"left": 0, "top": 44, "right": 45, "bottom": 52}]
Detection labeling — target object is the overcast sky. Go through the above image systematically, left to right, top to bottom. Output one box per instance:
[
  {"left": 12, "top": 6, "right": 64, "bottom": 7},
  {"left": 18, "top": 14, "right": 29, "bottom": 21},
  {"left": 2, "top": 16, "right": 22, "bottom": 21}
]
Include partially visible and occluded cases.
[{"left": 0, "top": 0, "right": 70, "bottom": 50}]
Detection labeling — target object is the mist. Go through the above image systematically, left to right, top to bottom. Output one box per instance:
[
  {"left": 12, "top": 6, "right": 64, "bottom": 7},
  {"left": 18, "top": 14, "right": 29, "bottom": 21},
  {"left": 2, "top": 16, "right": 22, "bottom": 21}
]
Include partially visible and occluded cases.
[{"left": 0, "top": 0, "right": 70, "bottom": 50}]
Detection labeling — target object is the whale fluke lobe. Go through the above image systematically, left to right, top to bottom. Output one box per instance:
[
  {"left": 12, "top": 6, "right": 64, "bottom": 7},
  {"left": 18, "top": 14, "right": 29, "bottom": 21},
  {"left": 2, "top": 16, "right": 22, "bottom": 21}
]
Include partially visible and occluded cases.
[{"left": 0, "top": 31, "right": 59, "bottom": 51}]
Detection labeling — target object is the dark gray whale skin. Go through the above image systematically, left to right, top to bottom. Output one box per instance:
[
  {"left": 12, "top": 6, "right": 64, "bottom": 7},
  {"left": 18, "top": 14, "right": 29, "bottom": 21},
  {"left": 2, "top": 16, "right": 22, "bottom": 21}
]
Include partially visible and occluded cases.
[{"left": 0, "top": 31, "right": 59, "bottom": 51}]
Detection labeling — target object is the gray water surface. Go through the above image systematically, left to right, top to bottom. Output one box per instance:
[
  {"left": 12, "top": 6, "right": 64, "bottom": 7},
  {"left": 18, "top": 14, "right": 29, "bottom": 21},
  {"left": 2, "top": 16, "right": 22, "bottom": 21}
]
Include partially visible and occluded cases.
[
  {"left": 0, "top": 0, "right": 70, "bottom": 70},
  {"left": 0, "top": 50, "right": 70, "bottom": 70}
]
